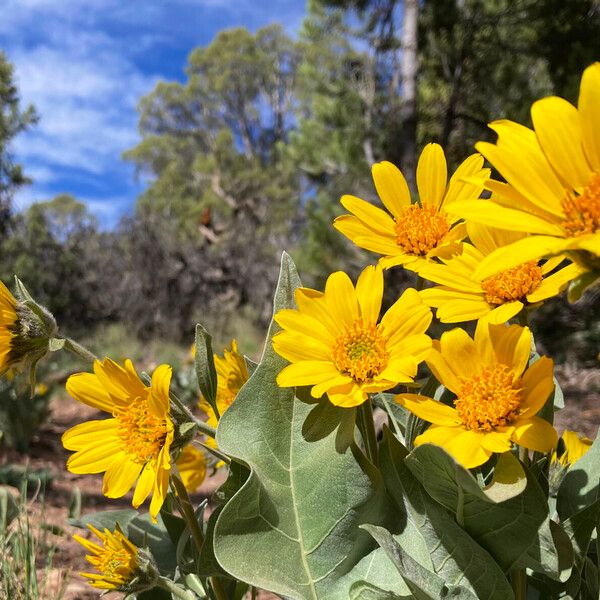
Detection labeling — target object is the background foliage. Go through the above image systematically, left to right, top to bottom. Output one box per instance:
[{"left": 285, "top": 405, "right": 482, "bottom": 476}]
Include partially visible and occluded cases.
[{"left": 1, "top": 0, "right": 599, "bottom": 358}]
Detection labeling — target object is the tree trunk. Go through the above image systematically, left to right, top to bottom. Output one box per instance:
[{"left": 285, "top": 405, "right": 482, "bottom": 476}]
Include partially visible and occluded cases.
[{"left": 399, "top": 0, "right": 418, "bottom": 192}]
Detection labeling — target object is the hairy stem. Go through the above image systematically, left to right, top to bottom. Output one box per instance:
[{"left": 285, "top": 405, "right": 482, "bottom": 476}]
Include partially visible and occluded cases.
[{"left": 63, "top": 338, "right": 98, "bottom": 364}]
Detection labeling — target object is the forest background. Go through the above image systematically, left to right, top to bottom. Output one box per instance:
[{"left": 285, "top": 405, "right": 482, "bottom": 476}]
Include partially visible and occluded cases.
[{"left": 2, "top": 0, "right": 600, "bottom": 375}]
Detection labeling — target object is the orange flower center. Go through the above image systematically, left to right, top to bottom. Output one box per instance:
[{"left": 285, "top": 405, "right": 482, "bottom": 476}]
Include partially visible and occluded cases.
[
  {"left": 561, "top": 173, "right": 600, "bottom": 237},
  {"left": 394, "top": 204, "right": 450, "bottom": 256},
  {"left": 481, "top": 261, "right": 543, "bottom": 305},
  {"left": 332, "top": 319, "right": 388, "bottom": 382},
  {"left": 455, "top": 365, "right": 521, "bottom": 431},
  {"left": 116, "top": 397, "right": 167, "bottom": 464}
]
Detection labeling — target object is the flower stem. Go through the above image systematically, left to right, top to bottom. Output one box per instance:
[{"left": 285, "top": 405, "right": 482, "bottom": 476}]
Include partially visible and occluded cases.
[
  {"left": 63, "top": 338, "right": 98, "bottom": 364},
  {"left": 169, "top": 390, "right": 217, "bottom": 439},
  {"left": 358, "top": 399, "right": 378, "bottom": 466},
  {"left": 170, "top": 473, "right": 228, "bottom": 600},
  {"left": 511, "top": 568, "right": 527, "bottom": 600},
  {"left": 157, "top": 576, "right": 198, "bottom": 600}
]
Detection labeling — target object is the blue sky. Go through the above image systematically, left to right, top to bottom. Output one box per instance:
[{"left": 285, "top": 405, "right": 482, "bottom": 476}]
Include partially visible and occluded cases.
[{"left": 1, "top": 0, "right": 306, "bottom": 227}]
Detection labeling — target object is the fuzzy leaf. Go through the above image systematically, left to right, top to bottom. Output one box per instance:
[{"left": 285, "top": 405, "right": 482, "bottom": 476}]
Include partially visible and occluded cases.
[
  {"left": 213, "top": 253, "right": 395, "bottom": 599},
  {"left": 195, "top": 322, "right": 218, "bottom": 414},
  {"left": 379, "top": 430, "right": 513, "bottom": 599},
  {"left": 406, "top": 444, "right": 572, "bottom": 580}
]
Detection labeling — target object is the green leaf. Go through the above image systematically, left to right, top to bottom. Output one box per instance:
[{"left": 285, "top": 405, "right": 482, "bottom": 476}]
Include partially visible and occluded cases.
[
  {"left": 213, "top": 253, "right": 393, "bottom": 599},
  {"left": 195, "top": 322, "right": 218, "bottom": 414},
  {"left": 379, "top": 430, "right": 513, "bottom": 599},
  {"left": 557, "top": 433, "right": 600, "bottom": 520},
  {"left": 405, "top": 444, "right": 572, "bottom": 580},
  {"left": 69, "top": 508, "right": 137, "bottom": 531},
  {"left": 127, "top": 513, "right": 178, "bottom": 575},
  {"left": 363, "top": 525, "right": 479, "bottom": 600}
]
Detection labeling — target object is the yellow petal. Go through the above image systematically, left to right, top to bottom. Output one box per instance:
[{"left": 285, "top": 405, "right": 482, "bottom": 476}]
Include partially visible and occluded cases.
[
  {"left": 579, "top": 62, "right": 600, "bottom": 172},
  {"left": 531, "top": 96, "right": 592, "bottom": 189},
  {"left": 476, "top": 120, "right": 565, "bottom": 217},
  {"left": 417, "top": 143, "right": 447, "bottom": 209},
  {"left": 443, "top": 153, "right": 488, "bottom": 206},
  {"left": 372, "top": 160, "right": 411, "bottom": 217},
  {"left": 340, "top": 194, "right": 396, "bottom": 232},
  {"left": 447, "top": 199, "right": 564, "bottom": 237},
  {"left": 333, "top": 215, "right": 401, "bottom": 256},
  {"left": 467, "top": 222, "right": 524, "bottom": 256},
  {"left": 474, "top": 236, "right": 568, "bottom": 280},
  {"left": 527, "top": 263, "right": 582, "bottom": 303},
  {"left": 355, "top": 265, "right": 383, "bottom": 326},
  {"left": 324, "top": 271, "right": 359, "bottom": 327},
  {"left": 295, "top": 288, "right": 340, "bottom": 337},
  {"left": 379, "top": 288, "right": 432, "bottom": 339},
  {"left": 485, "top": 302, "right": 523, "bottom": 325},
  {"left": 274, "top": 308, "right": 335, "bottom": 345},
  {"left": 489, "top": 323, "right": 531, "bottom": 378},
  {"left": 439, "top": 327, "right": 480, "bottom": 380},
  {"left": 272, "top": 331, "right": 331, "bottom": 362},
  {"left": 426, "top": 346, "right": 461, "bottom": 394},
  {"left": 520, "top": 356, "right": 554, "bottom": 416},
  {"left": 94, "top": 358, "right": 145, "bottom": 404},
  {"left": 276, "top": 361, "right": 340, "bottom": 388},
  {"left": 149, "top": 364, "right": 171, "bottom": 418},
  {"left": 66, "top": 372, "right": 115, "bottom": 413},
  {"left": 312, "top": 374, "right": 354, "bottom": 398},
  {"left": 327, "top": 382, "right": 366, "bottom": 407},
  {"left": 395, "top": 393, "right": 460, "bottom": 426},
  {"left": 511, "top": 417, "right": 557, "bottom": 453},
  {"left": 62, "top": 419, "right": 119, "bottom": 451},
  {"left": 416, "top": 426, "right": 492, "bottom": 469},
  {"left": 480, "top": 430, "right": 513, "bottom": 453},
  {"left": 66, "top": 444, "right": 124, "bottom": 474},
  {"left": 150, "top": 455, "right": 170, "bottom": 520},
  {"left": 102, "top": 459, "right": 140, "bottom": 498},
  {"left": 132, "top": 464, "right": 155, "bottom": 508}
]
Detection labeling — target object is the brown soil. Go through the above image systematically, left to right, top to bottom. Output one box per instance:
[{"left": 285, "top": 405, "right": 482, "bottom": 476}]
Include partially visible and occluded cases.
[{"left": 1, "top": 364, "right": 599, "bottom": 600}]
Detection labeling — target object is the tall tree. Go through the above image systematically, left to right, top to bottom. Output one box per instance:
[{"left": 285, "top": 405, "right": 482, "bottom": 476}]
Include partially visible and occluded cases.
[
  {"left": 124, "top": 25, "right": 300, "bottom": 330},
  {"left": 0, "top": 52, "right": 38, "bottom": 233}
]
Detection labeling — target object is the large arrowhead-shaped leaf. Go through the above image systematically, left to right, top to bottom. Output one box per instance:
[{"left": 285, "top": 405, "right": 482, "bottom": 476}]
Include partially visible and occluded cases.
[
  {"left": 213, "top": 253, "right": 393, "bottom": 599},
  {"left": 380, "top": 430, "right": 513, "bottom": 600},
  {"left": 557, "top": 434, "right": 600, "bottom": 520},
  {"left": 406, "top": 444, "right": 572, "bottom": 580}
]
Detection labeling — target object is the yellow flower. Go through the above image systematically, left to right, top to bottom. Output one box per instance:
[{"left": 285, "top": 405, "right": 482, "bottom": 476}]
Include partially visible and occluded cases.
[
  {"left": 448, "top": 63, "right": 600, "bottom": 282},
  {"left": 333, "top": 144, "right": 489, "bottom": 270},
  {"left": 418, "top": 223, "right": 583, "bottom": 323},
  {"left": 273, "top": 264, "right": 433, "bottom": 407},
  {"left": 0, "top": 281, "right": 18, "bottom": 373},
  {"left": 396, "top": 321, "right": 557, "bottom": 468},
  {"left": 199, "top": 340, "right": 249, "bottom": 459},
  {"left": 62, "top": 359, "right": 174, "bottom": 520},
  {"left": 552, "top": 430, "right": 592, "bottom": 467},
  {"left": 176, "top": 444, "right": 207, "bottom": 492},
  {"left": 74, "top": 524, "right": 139, "bottom": 590}
]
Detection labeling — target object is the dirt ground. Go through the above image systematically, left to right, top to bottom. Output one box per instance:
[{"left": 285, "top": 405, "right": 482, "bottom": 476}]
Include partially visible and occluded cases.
[{"left": 2, "top": 363, "right": 599, "bottom": 600}]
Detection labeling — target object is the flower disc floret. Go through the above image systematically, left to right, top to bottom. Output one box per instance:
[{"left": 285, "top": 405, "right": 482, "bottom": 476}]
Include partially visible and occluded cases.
[
  {"left": 562, "top": 173, "right": 600, "bottom": 237},
  {"left": 395, "top": 205, "right": 451, "bottom": 256},
  {"left": 481, "top": 261, "right": 543, "bottom": 305},
  {"left": 332, "top": 319, "right": 388, "bottom": 382},
  {"left": 455, "top": 365, "right": 520, "bottom": 431},
  {"left": 117, "top": 400, "right": 167, "bottom": 464}
]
